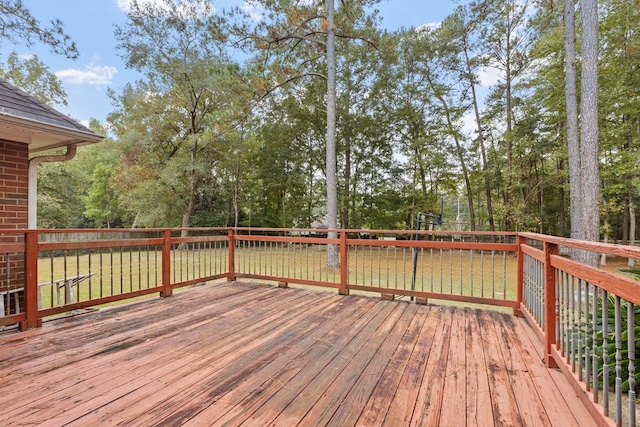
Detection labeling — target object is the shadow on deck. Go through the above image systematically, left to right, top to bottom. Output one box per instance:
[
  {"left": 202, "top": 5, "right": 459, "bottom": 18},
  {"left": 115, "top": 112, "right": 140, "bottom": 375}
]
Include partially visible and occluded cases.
[{"left": 0, "top": 281, "right": 596, "bottom": 426}]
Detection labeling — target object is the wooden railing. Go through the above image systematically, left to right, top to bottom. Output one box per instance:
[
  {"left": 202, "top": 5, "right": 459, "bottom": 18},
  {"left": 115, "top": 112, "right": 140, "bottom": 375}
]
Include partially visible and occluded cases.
[
  {"left": 1, "top": 227, "right": 639, "bottom": 426},
  {"left": 1, "top": 228, "right": 229, "bottom": 329},
  {"left": 231, "top": 228, "right": 519, "bottom": 308},
  {"left": 519, "top": 233, "right": 640, "bottom": 427}
]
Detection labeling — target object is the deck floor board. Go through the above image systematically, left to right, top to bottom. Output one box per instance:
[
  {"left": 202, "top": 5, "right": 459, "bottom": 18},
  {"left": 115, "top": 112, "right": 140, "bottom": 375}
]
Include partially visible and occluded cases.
[{"left": 0, "top": 281, "right": 597, "bottom": 427}]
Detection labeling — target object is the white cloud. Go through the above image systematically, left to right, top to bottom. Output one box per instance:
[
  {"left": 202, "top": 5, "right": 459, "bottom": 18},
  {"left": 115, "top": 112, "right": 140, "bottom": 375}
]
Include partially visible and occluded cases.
[
  {"left": 116, "top": 0, "right": 215, "bottom": 16},
  {"left": 116, "top": 0, "right": 164, "bottom": 13},
  {"left": 241, "top": 1, "right": 264, "bottom": 22},
  {"left": 416, "top": 22, "right": 440, "bottom": 33},
  {"left": 56, "top": 63, "right": 118, "bottom": 85},
  {"left": 478, "top": 66, "right": 502, "bottom": 87},
  {"left": 461, "top": 112, "right": 477, "bottom": 138}
]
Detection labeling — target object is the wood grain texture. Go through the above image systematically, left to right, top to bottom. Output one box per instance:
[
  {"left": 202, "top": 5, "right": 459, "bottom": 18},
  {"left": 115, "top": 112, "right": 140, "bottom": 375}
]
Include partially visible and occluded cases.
[{"left": 0, "top": 281, "right": 597, "bottom": 427}]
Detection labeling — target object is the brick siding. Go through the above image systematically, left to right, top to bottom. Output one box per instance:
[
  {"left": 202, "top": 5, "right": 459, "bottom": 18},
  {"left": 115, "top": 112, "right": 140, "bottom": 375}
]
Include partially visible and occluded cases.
[{"left": 0, "top": 139, "right": 28, "bottom": 314}]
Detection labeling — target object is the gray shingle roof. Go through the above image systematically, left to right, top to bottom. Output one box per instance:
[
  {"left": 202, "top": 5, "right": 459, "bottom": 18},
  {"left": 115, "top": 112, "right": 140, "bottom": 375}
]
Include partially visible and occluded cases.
[{"left": 0, "top": 78, "right": 94, "bottom": 133}]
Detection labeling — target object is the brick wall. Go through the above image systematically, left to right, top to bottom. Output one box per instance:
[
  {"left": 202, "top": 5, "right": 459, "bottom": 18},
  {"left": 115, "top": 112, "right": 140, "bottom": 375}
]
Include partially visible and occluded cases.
[{"left": 0, "top": 139, "right": 28, "bottom": 314}]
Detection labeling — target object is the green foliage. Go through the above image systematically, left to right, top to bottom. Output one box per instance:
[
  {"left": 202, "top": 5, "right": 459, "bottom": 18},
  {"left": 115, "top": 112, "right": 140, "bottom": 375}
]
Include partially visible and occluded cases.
[
  {"left": 0, "top": 0, "right": 78, "bottom": 58},
  {"left": 27, "top": 0, "right": 640, "bottom": 238},
  {"left": 110, "top": 0, "right": 246, "bottom": 229},
  {"left": 0, "top": 51, "right": 67, "bottom": 106},
  {"left": 37, "top": 123, "right": 133, "bottom": 229},
  {"left": 84, "top": 164, "right": 128, "bottom": 228},
  {"left": 594, "top": 292, "right": 640, "bottom": 393}
]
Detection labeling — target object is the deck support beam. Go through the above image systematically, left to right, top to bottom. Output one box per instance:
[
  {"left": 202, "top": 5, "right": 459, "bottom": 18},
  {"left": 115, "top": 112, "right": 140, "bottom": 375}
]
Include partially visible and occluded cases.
[
  {"left": 160, "top": 229, "right": 173, "bottom": 298},
  {"left": 21, "top": 230, "right": 41, "bottom": 330},
  {"left": 338, "top": 231, "right": 349, "bottom": 295},
  {"left": 543, "top": 241, "right": 558, "bottom": 368}
]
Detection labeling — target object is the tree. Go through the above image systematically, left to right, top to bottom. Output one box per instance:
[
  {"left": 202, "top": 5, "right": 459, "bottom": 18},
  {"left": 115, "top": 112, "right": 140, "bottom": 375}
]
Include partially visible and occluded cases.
[
  {"left": 0, "top": 0, "right": 78, "bottom": 58},
  {"left": 111, "top": 0, "right": 241, "bottom": 232},
  {"left": 228, "top": 0, "right": 381, "bottom": 266},
  {"left": 325, "top": 0, "right": 339, "bottom": 266},
  {"left": 482, "top": 0, "right": 536, "bottom": 230},
  {"left": 564, "top": 0, "right": 581, "bottom": 245},
  {"left": 580, "top": 0, "right": 600, "bottom": 265},
  {"left": 598, "top": 0, "right": 639, "bottom": 261},
  {"left": 447, "top": 3, "right": 496, "bottom": 231},
  {"left": 377, "top": 32, "right": 445, "bottom": 223},
  {"left": 0, "top": 51, "right": 67, "bottom": 106},
  {"left": 37, "top": 120, "right": 127, "bottom": 228},
  {"left": 84, "top": 164, "right": 128, "bottom": 228}
]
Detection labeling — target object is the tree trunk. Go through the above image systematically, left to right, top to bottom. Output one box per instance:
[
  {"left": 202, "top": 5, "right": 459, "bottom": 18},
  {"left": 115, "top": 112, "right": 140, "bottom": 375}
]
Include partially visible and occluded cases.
[
  {"left": 325, "top": 0, "right": 339, "bottom": 268},
  {"left": 565, "top": 0, "right": 582, "bottom": 258},
  {"left": 579, "top": 0, "right": 600, "bottom": 267},
  {"left": 504, "top": 26, "right": 514, "bottom": 231},
  {"left": 463, "top": 43, "right": 494, "bottom": 231},
  {"left": 427, "top": 75, "right": 476, "bottom": 231},
  {"left": 342, "top": 119, "right": 351, "bottom": 230},
  {"left": 180, "top": 139, "right": 198, "bottom": 239},
  {"left": 557, "top": 157, "right": 566, "bottom": 236},
  {"left": 233, "top": 161, "right": 240, "bottom": 227},
  {"left": 629, "top": 203, "right": 636, "bottom": 267}
]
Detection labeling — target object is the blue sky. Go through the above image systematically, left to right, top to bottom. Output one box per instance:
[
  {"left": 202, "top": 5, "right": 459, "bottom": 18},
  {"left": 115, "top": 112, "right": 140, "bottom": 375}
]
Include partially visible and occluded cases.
[{"left": 6, "top": 0, "right": 460, "bottom": 128}]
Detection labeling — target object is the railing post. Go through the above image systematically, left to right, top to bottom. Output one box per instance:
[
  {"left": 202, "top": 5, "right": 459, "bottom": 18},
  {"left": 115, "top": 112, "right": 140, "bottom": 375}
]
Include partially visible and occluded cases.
[
  {"left": 228, "top": 228, "right": 236, "bottom": 282},
  {"left": 160, "top": 229, "right": 173, "bottom": 298},
  {"left": 22, "top": 230, "right": 40, "bottom": 330},
  {"left": 339, "top": 231, "right": 349, "bottom": 295},
  {"left": 515, "top": 234, "right": 526, "bottom": 317},
  {"left": 544, "top": 241, "right": 558, "bottom": 368}
]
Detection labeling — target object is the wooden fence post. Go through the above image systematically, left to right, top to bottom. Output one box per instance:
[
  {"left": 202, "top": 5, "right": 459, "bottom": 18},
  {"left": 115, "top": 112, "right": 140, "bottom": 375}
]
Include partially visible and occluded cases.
[
  {"left": 228, "top": 228, "right": 236, "bottom": 282},
  {"left": 161, "top": 229, "right": 173, "bottom": 298},
  {"left": 22, "top": 230, "right": 40, "bottom": 330},
  {"left": 339, "top": 231, "right": 349, "bottom": 295},
  {"left": 515, "top": 234, "right": 526, "bottom": 317},
  {"left": 544, "top": 241, "right": 558, "bottom": 368}
]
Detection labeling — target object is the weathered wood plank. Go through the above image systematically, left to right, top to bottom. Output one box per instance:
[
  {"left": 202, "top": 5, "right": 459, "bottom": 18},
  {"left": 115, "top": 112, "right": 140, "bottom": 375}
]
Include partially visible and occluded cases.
[
  {"left": 0, "top": 281, "right": 599, "bottom": 427},
  {"left": 0, "top": 282, "right": 264, "bottom": 375},
  {"left": 0, "top": 284, "right": 298, "bottom": 407},
  {"left": 2, "top": 285, "right": 324, "bottom": 425},
  {"left": 63, "top": 290, "right": 339, "bottom": 426},
  {"left": 158, "top": 296, "right": 378, "bottom": 425},
  {"left": 183, "top": 297, "right": 387, "bottom": 426},
  {"left": 263, "top": 303, "right": 408, "bottom": 427},
  {"left": 324, "top": 304, "right": 422, "bottom": 426},
  {"left": 355, "top": 305, "right": 436, "bottom": 426},
  {"left": 377, "top": 305, "right": 442, "bottom": 425},
  {"left": 408, "top": 306, "right": 454, "bottom": 427},
  {"left": 438, "top": 306, "right": 468, "bottom": 426},
  {"left": 465, "top": 308, "right": 494, "bottom": 427},
  {"left": 478, "top": 309, "right": 523, "bottom": 426},
  {"left": 495, "top": 313, "right": 553, "bottom": 427},
  {"left": 515, "top": 317, "right": 599, "bottom": 427}
]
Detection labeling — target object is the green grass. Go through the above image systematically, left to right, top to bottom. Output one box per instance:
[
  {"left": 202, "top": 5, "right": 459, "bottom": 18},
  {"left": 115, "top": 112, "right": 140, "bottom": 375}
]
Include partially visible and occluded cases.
[{"left": 34, "top": 243, "right": 520, "bottom": 313}]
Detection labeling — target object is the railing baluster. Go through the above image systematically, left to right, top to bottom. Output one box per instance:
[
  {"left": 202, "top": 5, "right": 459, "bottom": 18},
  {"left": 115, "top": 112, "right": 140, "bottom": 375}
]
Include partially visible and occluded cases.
[
  {"left": 429, "top": 248, "right": 434, "bottom": 292},
  {"left": 459, "top": 249, "right": 463, "bottom": 295},
  {"left": 469, "top": 249, "right": 473, "bottom": 297},
  {"left": 480, "top": 249, "right": 485, "bottom": 297},
  {"left": 502, "top": 251, "right": 504, "bottom": 300},
  {"left": 555, "top": 269, "right": 560, "bottom": 362},
  {"left": 570, "top": 275, "right": 576, "bottom": 372},
  {"left": 578, "top": 279, "right": 583, "bottom": 381},
  {"left": 585, "top": 280, "right": 591, "bottom": 390},
  {"left": 591, "top": 282, "right": 598, "bottom": 402},
  {"left": 602, "top": 290, "right": 609, "bottom": 417},
  {"left": 615, "top": 295, "right": 622, "bottom": 426},
  {"left": 628, "top": 301, "right": 636, "bottom": 427}
]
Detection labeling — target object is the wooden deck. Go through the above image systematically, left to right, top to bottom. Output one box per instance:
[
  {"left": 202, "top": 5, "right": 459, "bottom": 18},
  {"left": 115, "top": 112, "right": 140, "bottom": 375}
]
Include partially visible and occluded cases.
[{"left": 0, "top": 281, "right": 596, "bottom": 427}]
